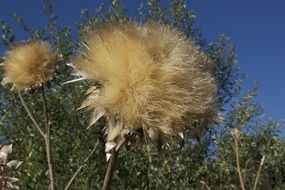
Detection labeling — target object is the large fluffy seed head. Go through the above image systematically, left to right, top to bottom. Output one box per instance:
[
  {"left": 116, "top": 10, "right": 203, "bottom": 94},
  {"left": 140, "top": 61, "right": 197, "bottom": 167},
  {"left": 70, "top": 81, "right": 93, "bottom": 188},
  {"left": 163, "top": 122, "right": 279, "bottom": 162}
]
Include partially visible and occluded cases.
[
  {"left": 75, "top": 22, "right": 219, "bottom": 148},
  {"left": 2, "top": 41, "right": 55, "bottom": 91}
]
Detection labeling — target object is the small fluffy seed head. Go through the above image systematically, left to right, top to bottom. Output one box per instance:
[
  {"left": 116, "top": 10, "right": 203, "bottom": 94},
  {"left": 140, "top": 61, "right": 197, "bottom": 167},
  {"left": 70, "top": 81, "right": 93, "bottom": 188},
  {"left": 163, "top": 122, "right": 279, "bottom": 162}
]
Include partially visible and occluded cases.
[
  {"left": 74, "top": 22, "right": 220, "bottom": 148},
  {"left": 2, "top": 40, "right": 55, "bottom": 91}
]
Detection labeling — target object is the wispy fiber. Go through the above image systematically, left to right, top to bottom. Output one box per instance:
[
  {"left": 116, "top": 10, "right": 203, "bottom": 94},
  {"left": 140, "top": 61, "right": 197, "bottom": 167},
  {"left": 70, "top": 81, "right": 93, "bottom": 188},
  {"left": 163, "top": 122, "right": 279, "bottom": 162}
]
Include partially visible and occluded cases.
[
  {"left": 74, "top": 22, "right": 220, "bottom": 156},
  {"left": 2, "top": 40, "right": 55, "bottom": 91}
]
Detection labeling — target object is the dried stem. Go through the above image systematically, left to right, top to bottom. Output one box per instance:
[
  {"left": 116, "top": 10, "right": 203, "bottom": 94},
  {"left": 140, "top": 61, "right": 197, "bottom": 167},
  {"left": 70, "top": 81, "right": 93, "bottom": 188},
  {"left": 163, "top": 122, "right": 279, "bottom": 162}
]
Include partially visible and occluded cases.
[
  {"left": 41, "top": 85, "right": 56, "bottom": 190},
  {"left": 18, "top": 88, "right": 56, "bottom": 189},
  {"left": 17, "top": 91, "right": 45, "bottom": 138},
  {"left": 232, "top": 131, "right": 245, "bottom": 190},
  {"left": 65, "top": 142, "right": 99, "bottom": 190},
  {"left": 102, "top": 148, "right": 118, "bottom": 190},
  {"left": 253, "top": 155, "right": 266, "bottom": 190}
]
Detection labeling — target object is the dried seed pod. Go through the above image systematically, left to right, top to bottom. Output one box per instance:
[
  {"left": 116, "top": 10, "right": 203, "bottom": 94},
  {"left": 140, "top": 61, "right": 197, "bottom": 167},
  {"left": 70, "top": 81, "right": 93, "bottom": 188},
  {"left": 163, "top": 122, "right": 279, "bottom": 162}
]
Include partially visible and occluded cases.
[
  {"left": 74, "top": 22, "right": 220, "bottom": 157},
  {"left": 2, "top": 40, "right": 55, "bottom": 91}
]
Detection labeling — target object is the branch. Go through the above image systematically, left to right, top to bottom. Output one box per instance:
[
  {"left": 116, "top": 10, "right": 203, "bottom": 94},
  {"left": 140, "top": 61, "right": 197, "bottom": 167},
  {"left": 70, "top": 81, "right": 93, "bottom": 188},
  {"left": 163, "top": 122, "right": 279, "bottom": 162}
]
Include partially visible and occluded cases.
[
  {"left": 41, "top": 85, "right": 56, "bottom": 190},
  {"left": 18, "top": 87, "right": 56, "bottom": 189},
  {"left": 17, "top": 91, "right": 45, "bottom": 138},
  {"left": 232, "top": 129, "right": 245, "bottom": 190},
  {"left": 65, "top": 141, "right": 99, "bottom": 190},
  {"left": 102, "top": 148, "right": 118, "bottom": 190},
  {"left": 253, "top": 155, "right": 265, "bottom": 190}
]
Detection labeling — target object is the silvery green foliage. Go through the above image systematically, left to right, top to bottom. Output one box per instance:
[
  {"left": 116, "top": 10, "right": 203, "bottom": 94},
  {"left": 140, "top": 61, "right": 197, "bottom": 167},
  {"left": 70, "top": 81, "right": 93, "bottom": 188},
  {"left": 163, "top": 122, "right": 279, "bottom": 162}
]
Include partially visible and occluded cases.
[{"left": 0, "top": 144, "right": 22, "bottom": 190}]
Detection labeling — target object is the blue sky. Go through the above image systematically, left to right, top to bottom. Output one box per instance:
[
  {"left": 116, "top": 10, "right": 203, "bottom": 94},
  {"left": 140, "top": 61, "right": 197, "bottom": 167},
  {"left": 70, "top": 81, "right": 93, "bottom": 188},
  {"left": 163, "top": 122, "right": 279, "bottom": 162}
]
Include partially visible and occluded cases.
[
  {"left": 0, "top": 0, "right": 284, "bottom": 121},
  {"left": 189, "top": 1, "right": 285, "bottom": 121}
]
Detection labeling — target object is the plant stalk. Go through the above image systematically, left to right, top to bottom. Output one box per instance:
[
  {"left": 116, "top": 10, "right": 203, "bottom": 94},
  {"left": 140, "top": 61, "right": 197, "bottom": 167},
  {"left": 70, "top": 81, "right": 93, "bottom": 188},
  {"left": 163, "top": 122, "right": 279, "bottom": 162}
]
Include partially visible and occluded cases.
[
  {"left": 41, "top": 85, "right": 56, "bottom": 190},
  {"left": 17, "top": 91, "right": 45, "bottom": 138},
  {"left": 233, "top": 136, "right": 245, "bottom": 190},
  {"left": 65, "top": 142, "right": 99, "bottom": 190},
  {"left": 102, "top": 148, "right": 118, "bottom": 190},
  {"left": 253, "top": 155, "right": 265, "bottom": 190}
]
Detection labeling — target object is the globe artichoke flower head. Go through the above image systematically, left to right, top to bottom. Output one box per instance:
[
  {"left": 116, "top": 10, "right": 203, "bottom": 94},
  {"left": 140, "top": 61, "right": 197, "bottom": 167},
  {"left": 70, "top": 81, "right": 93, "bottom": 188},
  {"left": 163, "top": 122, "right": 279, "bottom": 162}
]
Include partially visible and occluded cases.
[
  {"left": 73, "top": 22, "right": 220, "bottom": 158},
  {"left": 2, "top": 40, "right": 55, "bottom": 91}
]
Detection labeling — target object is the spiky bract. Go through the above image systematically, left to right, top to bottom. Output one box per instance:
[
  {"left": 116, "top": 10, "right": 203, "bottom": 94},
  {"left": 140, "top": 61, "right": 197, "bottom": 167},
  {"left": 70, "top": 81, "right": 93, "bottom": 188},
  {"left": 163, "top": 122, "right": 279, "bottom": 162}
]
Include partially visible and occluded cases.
[{"left": 74, "top": 22, "right": 220, "bottom": 153}]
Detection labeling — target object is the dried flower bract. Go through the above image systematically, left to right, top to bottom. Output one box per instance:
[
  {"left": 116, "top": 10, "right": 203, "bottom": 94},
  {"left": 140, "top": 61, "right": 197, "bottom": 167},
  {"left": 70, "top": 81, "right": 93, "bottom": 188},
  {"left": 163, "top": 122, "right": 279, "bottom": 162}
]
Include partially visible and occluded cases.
[
  {"left": 74, "top": 22, "right": 220, "bottom": 156},
  {"left": 2, "top": 40, "right": 55, "bottom": 91},
  {"left": 0, "top": 144, "right": 22, "bottom": 189}
]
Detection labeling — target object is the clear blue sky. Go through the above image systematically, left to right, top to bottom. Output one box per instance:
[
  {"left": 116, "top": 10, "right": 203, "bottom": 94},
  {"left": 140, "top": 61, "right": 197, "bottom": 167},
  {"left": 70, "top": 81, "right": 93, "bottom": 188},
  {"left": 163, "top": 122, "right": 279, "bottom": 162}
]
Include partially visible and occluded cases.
[
  {"left": 0, "top": 0, "right": 284, "bottom": 121},
  {"left": 189, "top": 1, "right": 285, "bottom": 121}
]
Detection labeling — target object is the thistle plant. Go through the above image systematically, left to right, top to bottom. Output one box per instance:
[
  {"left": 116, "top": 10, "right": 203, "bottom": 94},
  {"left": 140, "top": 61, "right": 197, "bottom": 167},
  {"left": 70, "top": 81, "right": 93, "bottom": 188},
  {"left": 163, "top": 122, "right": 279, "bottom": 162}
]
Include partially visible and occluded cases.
[
  {"left": 0, "top": 1, "right": 281, "bottom": 189},
  {"left": 0, "top": 21, "right": 220, "bottom": 190},
  {"left": 73, "top": 21, "right": 220, "bottom": 189},
  {"left": 1, "top": 40, "right": 56, "bottom": 190}
]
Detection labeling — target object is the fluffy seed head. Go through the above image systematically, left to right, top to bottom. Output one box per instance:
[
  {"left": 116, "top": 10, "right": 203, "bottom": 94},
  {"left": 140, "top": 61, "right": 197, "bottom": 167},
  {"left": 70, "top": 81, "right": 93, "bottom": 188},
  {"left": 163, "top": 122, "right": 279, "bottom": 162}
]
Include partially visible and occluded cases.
[
  {"left": 74, "top": 22, "right": 220, "bottom": 152},
  {"left": 2, "top": 40, "right": 55, "bottom": 90}
]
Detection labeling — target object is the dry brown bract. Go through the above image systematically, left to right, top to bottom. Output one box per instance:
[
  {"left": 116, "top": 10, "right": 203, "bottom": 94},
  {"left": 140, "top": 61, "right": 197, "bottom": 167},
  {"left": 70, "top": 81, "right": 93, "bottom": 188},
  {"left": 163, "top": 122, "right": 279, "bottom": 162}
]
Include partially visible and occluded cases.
[
  {"left": 74, "top": 22, "right": 220, "bottom": 157},
  {"left": 2, "top": 40, "right": 55, "bottom": 91}
]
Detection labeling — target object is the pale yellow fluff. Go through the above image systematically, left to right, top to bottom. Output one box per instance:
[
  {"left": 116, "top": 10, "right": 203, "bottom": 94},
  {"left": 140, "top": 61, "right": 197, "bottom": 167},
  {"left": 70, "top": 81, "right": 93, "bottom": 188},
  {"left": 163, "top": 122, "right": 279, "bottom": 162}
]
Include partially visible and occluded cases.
[
  {"left": 74, "top": 22, "right": 219, "bottom": 151},
  {"left": 2, "top": 41, "right": 55, "bottom": 91}
]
